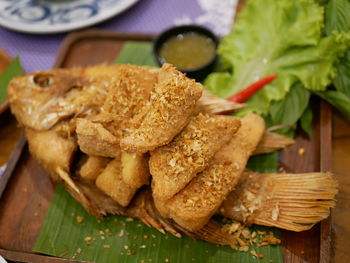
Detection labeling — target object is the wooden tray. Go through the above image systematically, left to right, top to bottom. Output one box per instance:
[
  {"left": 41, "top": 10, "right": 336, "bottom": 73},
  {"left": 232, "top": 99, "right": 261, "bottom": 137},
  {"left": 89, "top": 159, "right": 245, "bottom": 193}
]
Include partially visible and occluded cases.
[{"left": 0, "top": 30, "right": 332, "bottom": 263}]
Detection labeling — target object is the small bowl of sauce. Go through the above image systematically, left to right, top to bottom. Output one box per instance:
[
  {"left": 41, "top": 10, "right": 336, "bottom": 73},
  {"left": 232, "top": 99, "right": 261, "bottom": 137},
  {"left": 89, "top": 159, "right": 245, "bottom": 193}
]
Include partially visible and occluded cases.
[{"left": 153, "top": 25, "right": 218, "bottom": 80}]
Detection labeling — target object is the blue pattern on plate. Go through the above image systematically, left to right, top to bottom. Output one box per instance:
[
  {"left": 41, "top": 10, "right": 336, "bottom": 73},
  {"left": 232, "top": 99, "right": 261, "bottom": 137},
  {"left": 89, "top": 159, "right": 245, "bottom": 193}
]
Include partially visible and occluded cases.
[{"left": 0, "top": 0, "right": 121, "bottom": 25}]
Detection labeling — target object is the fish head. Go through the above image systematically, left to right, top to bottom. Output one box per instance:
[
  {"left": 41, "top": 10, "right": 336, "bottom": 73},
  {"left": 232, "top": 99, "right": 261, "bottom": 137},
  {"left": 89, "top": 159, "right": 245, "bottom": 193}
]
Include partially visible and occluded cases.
[{"left": 8, "top": 68, "right": 85, "bottom": 130}]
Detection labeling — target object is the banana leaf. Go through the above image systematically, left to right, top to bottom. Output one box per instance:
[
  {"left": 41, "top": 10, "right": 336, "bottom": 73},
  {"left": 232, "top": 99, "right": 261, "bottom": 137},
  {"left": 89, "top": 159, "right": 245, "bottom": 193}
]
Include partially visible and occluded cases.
[
  {"left": 33, "top": 42, "right": 283, "bottom": 263},
  {"left": 0, "top": 57, "right": 23, "bottom": 104}
]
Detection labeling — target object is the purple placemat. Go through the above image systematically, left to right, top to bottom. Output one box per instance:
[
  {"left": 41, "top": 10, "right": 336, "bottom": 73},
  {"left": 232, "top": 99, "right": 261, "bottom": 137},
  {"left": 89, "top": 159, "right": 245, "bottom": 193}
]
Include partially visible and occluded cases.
[{"left": 0, "top": 0, "right": 237, "bottom": 73}]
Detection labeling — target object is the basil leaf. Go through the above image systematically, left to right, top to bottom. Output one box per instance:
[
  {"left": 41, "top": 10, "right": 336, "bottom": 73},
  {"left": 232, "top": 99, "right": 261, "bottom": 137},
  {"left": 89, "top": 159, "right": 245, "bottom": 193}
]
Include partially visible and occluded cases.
[
  {"left": 325, "top": 0, "right": 350, "bottom": 35},
  {"left": 334, "top": 50, "right": 350, "bottom": 97},
  {"left": 270, "top": 83, "right": 310, "bottom": 127},
  {"left": 315, "top": 90, "right": 350, "bottom": 122},
  {"left": 300, "top": 106, "right": 313, "bottom": 138},
  {"left": 247, "top": 152, "right": 278, "bottom": 173}
]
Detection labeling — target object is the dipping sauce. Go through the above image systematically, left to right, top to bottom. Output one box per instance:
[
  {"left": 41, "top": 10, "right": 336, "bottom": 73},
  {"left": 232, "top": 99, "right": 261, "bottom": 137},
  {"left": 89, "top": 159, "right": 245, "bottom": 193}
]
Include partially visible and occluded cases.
[{"left": 158, "top": 32, "right": 216, "bottom": 69}]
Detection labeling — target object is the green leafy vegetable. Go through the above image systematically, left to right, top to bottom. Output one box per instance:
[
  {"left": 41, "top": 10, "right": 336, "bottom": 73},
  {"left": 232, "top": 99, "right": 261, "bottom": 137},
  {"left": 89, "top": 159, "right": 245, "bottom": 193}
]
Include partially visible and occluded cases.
[
  {"left": 205, "top": 0, "right": 350, "bottom": 132},
  {"left": 315, "top": 0, "right": 329, "bottom": 5},
  {"left": 325, "top": 0, "right": 350, "bottom": 35},
  {"left": 325, "top": 0, "right": 350, "bottom": 96},
  {"left": 115, "top": 41, "right": 158, "bottom": 66},
  {"left": 333, "top": 50, "right": 350, "bottom": 97},
  {"left": 0, "top": 57, "right": 23, "bottom": 104},
  {"left": 204, "top": 72, "right": 232, "bottom": 98},
  {"left": 269, "top": 82, "right": 310, "bottom": 135},
  {"left": 314, "top": 90, "right": 350, "bottom": 122},
  {"left": 300, "top": 106, "right": 313, "bottom": 138},
  {"left": 247, "top": 152, "right": 279, "bottom": 173}
]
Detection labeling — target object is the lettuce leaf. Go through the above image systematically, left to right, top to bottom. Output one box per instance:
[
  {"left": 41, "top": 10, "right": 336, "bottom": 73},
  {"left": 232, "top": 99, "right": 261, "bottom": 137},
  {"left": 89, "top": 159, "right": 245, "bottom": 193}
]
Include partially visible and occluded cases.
[{"left": 205, "top": 0, "right": 349, "bottom": 116}]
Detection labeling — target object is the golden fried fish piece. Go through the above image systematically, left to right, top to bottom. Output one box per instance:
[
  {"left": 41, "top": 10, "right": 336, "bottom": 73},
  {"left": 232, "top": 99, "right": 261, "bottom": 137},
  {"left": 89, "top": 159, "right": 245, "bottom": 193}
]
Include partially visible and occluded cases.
[
  {"left": 120, "top": 63, "right": 203, "bottom": 153},
  {"left": 76, "top": 65, "right": 159, "bottom": 159},
  {"left": 77, "top": 65, "right": 158, "bottom": 187},
  {"left": 95, "top": 65, "right": 159, "bottom": 138},
  {"left": 101, "top": 65, "right": 158, "bottom": 123},
  {"left": 150, "top": 113, "right": 241, "bottom": 201},
  {"left": 165, "top": 114, "right": 265, "bottom": 231},
  {"left": 76, "top": 118, "right": 120, "bottom": 158},
  {"left": 121, "top": 152, "right": 150, "bottom": 189},
  {"left": 80, "top": 156, "right": 110, "bottom": 181},
  {"left": 95, "top": 156, "right": 138, "bottom": 207}
]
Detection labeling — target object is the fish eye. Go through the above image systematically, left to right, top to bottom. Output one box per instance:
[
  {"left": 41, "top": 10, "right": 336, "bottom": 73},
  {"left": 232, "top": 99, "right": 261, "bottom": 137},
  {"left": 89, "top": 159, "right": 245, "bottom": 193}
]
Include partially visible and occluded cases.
[{"left": 33, "top": 74, "right": 53, "bottom": 88}]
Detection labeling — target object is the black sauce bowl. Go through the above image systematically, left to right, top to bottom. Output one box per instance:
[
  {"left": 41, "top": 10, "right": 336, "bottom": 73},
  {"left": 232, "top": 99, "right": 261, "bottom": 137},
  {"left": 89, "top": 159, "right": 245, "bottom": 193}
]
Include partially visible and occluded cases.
[{"left": 153, "top": 25, "right": 219, "bottom": 81}]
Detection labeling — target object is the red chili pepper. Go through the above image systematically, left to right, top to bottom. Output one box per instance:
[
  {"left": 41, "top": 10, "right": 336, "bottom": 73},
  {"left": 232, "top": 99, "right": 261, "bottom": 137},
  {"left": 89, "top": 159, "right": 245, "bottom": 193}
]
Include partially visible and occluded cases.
[{"left": 227, "top": 73, "right": 278, "bottom": 103}]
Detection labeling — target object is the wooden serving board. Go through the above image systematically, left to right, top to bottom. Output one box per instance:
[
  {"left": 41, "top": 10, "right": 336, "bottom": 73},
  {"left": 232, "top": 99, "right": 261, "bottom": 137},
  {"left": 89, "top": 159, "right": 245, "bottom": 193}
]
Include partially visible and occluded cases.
[{"left": 0, "top": 30, "right": 332, "bottom": 263}]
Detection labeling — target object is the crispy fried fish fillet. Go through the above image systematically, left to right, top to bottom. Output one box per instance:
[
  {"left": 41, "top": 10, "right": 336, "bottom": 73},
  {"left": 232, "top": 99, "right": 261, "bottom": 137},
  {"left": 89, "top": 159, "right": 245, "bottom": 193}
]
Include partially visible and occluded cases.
[
  {"left": 120, "top": 63, "right": 203, "bottom": 153},
  {"left": 95, "top": 64, "right": 159, "bottom": 139},
  {"left": 77, "top": 65, "right": 159, "bottom": 168},
  {"left": 79, "top": 65, "right": 158, "bottom": 186},
  {"left": 101, "top": 65, "right": 158, "bottom": 124},
  {"left": 150, "top": 113, "right": 241, "bottom": 201},
  {"left": 165, "top": 114, "right": 265, "bottom": 231},
  {"left": 76, "top": 118, "right": 120, "bottom": 158},
  {"left": 121, "top": 152, "right": 150, "bottom": 188},
  {"left": 80, "top": 156, "right": 110, "bottom": 181},
  {"left": 95, "top": 156, "right": 138, "bottom": 207}
]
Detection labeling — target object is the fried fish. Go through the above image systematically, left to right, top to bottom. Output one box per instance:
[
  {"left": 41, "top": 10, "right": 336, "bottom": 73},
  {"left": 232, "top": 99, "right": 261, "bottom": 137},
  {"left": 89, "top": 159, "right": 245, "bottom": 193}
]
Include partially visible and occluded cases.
[
  {"left": 7, "top": 63, "right": 338, "bottom": 250},
  {"left": 120, "top": 64, "right": 203, "bottom": 153},
  {"left": 150, "top": 113, "right": 241, "bottom": 201},
  {"left": 164, "top": 114, "right": 265, "bottom": 231},
  {"left": 79, "top": 155, "right": 110, "bottom": 181},
  {"left": 95, "top": 156, "right": 138, "bottom": 207},
  {"left": 219, "top": 170, "right": 338, "bottom": 231}
]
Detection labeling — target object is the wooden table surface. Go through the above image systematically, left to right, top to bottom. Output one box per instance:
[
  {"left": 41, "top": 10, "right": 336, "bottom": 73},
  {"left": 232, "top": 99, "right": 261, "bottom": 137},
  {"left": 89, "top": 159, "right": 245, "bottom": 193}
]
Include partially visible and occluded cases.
[{"left": 0, "top": 49, "right": 349, "bottom": 262}]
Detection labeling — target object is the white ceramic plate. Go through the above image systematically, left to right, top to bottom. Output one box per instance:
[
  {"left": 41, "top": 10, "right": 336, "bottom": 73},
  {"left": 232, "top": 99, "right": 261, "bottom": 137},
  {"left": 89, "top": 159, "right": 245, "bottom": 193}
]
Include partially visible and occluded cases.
[{"left": 0, "top": 0, "right": 139, "bottom": 34}]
